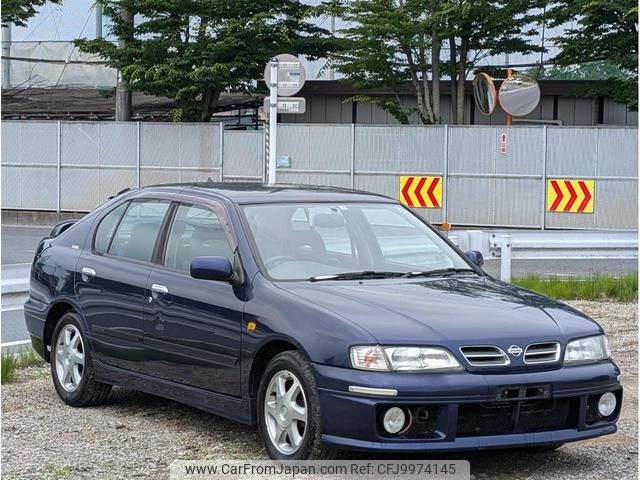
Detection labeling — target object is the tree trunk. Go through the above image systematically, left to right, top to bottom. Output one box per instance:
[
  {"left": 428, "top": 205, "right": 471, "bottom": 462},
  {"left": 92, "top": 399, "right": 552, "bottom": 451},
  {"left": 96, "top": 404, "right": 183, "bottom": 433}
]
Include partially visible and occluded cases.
[
  {"left": 431, "top": 33, "right": 441, "bottom": 123},
  {"left": 448, "top": 36, "right": 457, "bottom": 124},
  {"left": 455, "top": 42, "right": 467, "bottom": 125},
  {"left": 404, "top": 47, "right": 434, "bottom": 124},
  {"left": 200, "top": 88, "right": 221, "bottom": 122}
]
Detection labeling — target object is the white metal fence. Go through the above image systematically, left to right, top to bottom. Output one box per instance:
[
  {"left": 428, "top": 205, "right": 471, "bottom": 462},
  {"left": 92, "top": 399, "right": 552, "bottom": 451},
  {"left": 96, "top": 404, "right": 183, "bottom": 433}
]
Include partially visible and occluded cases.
[{"left": 2, "top": 121, "right": 637, "bottom": 230}]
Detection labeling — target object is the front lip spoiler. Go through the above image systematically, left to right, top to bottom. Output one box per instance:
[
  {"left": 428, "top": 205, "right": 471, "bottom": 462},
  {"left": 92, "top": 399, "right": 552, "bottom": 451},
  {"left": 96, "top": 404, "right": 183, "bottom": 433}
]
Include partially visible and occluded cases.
[{"left": 321, "top": 424, "right": 618, "bottom": 452}]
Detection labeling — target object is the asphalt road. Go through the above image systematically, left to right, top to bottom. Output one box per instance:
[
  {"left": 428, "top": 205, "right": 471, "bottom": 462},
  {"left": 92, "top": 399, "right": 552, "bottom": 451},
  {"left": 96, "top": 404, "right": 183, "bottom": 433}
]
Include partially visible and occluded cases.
[{"left": 1, "top": 225, "right": 52, "bottom": 265}]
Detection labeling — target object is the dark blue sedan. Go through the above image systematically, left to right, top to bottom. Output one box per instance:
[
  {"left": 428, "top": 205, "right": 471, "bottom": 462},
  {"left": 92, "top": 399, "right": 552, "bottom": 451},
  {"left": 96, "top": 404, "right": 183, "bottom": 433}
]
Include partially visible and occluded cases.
[{"left": 25, "top": 183, "right": 622, "bottom": 460}]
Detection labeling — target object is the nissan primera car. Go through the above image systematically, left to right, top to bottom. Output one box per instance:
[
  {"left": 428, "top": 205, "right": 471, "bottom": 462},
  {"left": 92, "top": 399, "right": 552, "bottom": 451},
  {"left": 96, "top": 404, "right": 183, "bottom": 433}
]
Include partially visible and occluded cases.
[{"left": 25, "top": 183, "right": 621, "bottom": 459}]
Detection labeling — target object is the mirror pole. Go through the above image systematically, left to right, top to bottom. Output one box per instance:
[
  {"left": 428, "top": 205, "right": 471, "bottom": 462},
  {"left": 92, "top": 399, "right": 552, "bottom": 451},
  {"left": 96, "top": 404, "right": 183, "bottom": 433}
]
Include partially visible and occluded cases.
[{"left": 506, "top": 68, "right": 513, "bottom": 126}]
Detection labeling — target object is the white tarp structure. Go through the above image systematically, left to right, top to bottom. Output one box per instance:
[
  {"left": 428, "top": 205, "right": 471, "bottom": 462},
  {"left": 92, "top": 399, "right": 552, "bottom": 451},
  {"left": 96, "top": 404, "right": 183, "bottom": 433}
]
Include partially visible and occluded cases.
[{"left": 6, "top": 41, "right": 116, "bottom": 88}]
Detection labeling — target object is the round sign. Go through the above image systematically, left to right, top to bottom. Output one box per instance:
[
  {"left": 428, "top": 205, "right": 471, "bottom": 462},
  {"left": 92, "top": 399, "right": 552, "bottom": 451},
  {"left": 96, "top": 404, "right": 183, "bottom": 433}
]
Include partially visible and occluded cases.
[
  {"left": 263, "top": 53, "right": 306, "bottom": 97},
  {"left": 473, "top": 73, "right": 497, "bottom": 115},
  {"left": 498, "top": 73, "right": 541, "bottom": 117}
]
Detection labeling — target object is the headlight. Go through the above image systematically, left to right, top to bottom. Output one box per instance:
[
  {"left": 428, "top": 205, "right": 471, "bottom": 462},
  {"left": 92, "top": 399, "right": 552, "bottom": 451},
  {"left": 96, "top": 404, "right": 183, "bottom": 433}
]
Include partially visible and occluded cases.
[
  {"left": 564, "top": 335, "right": 611, "bottom": 364},
  {"left": 350, "top": 345, "right": 462, "bottom": 372}
]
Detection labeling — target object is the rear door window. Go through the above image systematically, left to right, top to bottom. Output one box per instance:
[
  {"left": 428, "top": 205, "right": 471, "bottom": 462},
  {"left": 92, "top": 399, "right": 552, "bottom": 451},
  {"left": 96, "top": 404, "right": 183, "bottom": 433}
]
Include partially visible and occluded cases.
[
  {"left": 108, "top": 201, "right": 171, "bottom": 262},
  {"left": 94, "top": 202, "right": 129, "bottom": 253}
]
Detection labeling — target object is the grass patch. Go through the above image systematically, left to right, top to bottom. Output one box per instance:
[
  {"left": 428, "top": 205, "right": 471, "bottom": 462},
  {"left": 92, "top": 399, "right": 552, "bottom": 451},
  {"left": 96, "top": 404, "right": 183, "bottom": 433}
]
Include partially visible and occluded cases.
[
  {"left": 513, "top": 273, "right": 638, "bottom": 302},
  {"left": 1, "top": 348, "right": 46, "bottom": 384},
  {"left": 1, "top": 355, "right": 19, "bottom": 384}
]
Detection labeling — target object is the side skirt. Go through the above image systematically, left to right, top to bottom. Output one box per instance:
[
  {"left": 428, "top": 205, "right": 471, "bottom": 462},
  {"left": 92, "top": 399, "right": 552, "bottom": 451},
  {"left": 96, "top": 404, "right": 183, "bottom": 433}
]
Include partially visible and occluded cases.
[{"left": 94, "top": 360, "right": 255, "bottom": 425}]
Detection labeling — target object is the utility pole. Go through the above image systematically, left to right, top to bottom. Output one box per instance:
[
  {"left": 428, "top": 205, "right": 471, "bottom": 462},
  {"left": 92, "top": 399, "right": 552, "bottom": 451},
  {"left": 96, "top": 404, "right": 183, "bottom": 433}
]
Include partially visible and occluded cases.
[
  {"left": 95, "top": 5, "right": 103, "bottom": 39},
  {"left": 115, "top": 9, "right": 133, "bottom": 121},
  {"left": 2, "top": 24, "right": 11, "bottom": 88}
]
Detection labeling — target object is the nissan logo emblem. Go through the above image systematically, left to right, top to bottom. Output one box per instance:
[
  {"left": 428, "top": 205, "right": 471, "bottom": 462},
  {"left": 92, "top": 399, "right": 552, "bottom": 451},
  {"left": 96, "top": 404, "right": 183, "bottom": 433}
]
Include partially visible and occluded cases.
[{"left": 508, "top": 345, "right": 523, "bottom": 357}]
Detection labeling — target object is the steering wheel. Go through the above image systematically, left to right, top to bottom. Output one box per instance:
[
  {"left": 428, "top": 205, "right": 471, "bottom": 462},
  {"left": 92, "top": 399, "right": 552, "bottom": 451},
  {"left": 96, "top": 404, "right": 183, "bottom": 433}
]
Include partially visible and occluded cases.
[{"left": 265, "top": 255, "right": 298, "bottom": 269}]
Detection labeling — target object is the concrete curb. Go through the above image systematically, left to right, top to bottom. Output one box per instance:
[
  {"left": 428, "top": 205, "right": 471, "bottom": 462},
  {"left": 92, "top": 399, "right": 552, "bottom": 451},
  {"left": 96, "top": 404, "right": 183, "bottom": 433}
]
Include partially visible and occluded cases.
[{"left": 1, "top": 210, "right": 87, "bottom": 226}]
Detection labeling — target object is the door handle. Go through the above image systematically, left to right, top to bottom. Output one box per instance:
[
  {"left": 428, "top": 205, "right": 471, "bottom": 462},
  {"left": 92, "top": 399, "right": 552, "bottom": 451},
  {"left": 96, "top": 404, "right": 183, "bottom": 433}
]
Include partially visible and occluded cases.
[
  {"left": 81, "top": 267, "right": 96, "bottom": 279},
  {"left": 151, "top": 284, "right": 169, "bottom": 295}
]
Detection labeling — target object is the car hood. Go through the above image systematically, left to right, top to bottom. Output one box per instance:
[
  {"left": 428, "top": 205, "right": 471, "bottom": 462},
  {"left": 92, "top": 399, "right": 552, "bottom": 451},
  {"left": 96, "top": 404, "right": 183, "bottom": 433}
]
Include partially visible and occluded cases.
[{"left": 279, "top": 275, "right": 602, "bottom": 347}]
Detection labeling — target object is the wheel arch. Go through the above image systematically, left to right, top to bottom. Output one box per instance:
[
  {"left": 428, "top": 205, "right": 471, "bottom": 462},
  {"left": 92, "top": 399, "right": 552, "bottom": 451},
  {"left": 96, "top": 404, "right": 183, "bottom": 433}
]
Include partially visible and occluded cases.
[
  {"left": 43, "top": 300, "right": 80, "bottom": 362},
  {"left": 248, "top": 337, "right": 310, "bottom": 400}
]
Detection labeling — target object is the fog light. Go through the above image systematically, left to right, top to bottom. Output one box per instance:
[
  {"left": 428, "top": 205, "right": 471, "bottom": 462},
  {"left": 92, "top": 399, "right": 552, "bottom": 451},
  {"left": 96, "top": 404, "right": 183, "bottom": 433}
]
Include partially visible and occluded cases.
[
  {"left": 598, "top": 392, "right": 617, "bottom": 417},
  {"left": 382, "top": 407, "right": 406, "bottom": 434}
]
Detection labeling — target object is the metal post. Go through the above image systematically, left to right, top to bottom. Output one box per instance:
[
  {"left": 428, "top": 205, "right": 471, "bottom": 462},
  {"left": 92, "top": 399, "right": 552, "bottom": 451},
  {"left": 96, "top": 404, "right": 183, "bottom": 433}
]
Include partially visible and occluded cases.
[
  {"left": 95, "top": 6, "right": 103, "bottom": 39},
  {"left": 115, "top": 9, "right": 133, "bottom": 121},
  {"left": 2, "top": 24, "right": 11, "bottom": 88},
  {"left": 267, "top": 58, "right": 279, "bottom": 185},
  {"left": 505, "top": 67, "right": 513, "bottom": 126},
  {"left": 56, "top": 121, "right": 62, "bottom": 212},
  {"left": 136, "top": 122, "right": 141, "bottom": 187},
  {"left": 218, "top": 122, "right": 224, "bottom": 182},
  {"left": 350, "top": 123, "right": 355, "bottom": 189},
  {"left": 442, "top": 124, "right": 449, "bottom": 224},
  {"left": 541, "top": 125, "right": 547, "bottom": 230},
  {"left": 500, "top": 234, "right": 512, "bottom": 282}
]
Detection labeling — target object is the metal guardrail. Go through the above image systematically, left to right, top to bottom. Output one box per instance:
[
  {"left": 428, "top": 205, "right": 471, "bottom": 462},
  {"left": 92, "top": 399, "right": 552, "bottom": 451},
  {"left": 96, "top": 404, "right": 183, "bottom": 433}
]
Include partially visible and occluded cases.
[
  {"left": 448, "top": 230, "right": 639, "bottom": 282},
  {"left": 1, "top": 264, "right": 31, "bottom": 354}
]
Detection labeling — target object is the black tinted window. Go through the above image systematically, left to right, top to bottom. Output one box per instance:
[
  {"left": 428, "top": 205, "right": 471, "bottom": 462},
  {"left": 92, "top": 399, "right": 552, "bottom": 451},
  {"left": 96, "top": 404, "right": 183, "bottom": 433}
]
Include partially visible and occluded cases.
[
  {"left": 108, "top": 201, "right": 170, "bottom": 262},
  {"left": 94, "top": 202, "right": 128, "bottom": 253},
  {"left": 164, "top": 205, "right": 233, "bottom": 272}
]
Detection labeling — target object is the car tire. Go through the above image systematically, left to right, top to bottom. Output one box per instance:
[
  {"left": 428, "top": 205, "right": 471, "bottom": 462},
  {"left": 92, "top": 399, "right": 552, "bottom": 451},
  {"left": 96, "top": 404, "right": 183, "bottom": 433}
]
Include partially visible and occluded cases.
[
  {"left": 50, "top": 311, "right": 112, "bottom": 407},
  {"left": 257, "top": 350, "right": 337, "bottom": 460}
]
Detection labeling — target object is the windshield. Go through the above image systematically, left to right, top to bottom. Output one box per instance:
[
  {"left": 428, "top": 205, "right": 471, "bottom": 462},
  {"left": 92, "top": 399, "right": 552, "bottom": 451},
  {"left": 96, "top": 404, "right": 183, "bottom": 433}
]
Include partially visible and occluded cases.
[{"left": 241, "top": 203, "right": 474, "bottom": 281}]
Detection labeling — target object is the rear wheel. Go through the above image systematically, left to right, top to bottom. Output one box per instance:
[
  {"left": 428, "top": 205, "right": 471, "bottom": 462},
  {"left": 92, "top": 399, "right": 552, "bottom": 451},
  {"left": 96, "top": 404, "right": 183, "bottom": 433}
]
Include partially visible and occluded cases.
[
  {"left": 50, "top": 311, "right": 111, "bottom": 407},
  {"left": 257, "top": 351, "right": 336, "bottom": 460}
]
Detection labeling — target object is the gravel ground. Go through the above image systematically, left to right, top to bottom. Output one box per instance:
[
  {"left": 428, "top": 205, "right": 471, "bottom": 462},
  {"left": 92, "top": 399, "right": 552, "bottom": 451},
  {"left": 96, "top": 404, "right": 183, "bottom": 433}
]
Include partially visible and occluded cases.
[{"left": 2, "top": 301, "right": 637, "bottom": 480}]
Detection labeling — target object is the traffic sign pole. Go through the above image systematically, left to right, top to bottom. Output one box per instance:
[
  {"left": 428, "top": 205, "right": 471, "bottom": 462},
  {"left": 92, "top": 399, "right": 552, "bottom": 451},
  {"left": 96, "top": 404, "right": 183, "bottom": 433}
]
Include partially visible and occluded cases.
[{"left": 268, "top": 58, "right": 279, "bottom": 186}]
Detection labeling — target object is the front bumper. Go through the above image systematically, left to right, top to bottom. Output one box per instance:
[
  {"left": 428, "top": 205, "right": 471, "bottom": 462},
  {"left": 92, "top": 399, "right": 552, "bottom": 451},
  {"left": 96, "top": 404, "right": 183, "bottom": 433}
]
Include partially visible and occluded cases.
[{"left": 314, "top": 361, "right": 622, "bottom": 452}]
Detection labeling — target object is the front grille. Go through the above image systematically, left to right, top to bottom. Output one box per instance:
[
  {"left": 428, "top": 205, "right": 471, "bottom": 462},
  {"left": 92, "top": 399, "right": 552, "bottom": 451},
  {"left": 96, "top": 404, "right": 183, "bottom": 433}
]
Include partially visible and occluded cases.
[
  {"left": 524, "top": 342, "right": 560, "bottom": 364},
  {"left": 459, "top": 345, "right": 509, "bottom": 366},
  {"left": 456, "top": 398, "right": 577, "bottom": 437}
]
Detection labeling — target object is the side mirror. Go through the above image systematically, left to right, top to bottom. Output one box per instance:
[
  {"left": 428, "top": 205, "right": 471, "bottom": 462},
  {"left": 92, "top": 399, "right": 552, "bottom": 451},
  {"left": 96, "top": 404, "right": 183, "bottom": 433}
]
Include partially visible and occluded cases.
[
  {"left": 465, "top": 250, "right": 484, "bottom": 267},
  {"left": 190, "top": 256, "right": 234, "bottom": 282}
]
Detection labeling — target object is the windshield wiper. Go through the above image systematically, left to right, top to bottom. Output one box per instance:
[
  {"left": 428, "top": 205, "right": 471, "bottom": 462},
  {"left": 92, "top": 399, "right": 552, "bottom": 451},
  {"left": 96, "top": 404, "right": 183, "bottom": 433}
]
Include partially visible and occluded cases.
[
  {"left": 401, "top": 268, "right": 477, "bottom": 279},
  {"left": 309, "top": 271, "right": 405, "bottom": 282}
]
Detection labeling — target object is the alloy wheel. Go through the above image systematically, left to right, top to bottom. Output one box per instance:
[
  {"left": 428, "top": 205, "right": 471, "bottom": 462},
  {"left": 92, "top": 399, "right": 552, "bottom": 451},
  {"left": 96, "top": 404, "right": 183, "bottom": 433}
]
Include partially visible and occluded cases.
[
  {"left": 55, "top": 324, "right": 85, "bottom": 392},
  {"left": 264, "top": 370, "right": 308, "bottom": 455}
]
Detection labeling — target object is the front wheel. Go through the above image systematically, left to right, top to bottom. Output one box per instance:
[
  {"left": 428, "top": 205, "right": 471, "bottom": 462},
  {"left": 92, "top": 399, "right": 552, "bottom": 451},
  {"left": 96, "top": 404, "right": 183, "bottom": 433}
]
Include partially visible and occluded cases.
[
  {"left": 50, "top": 311, "right": 112, "bottom": 407},
  {"left": 257, "top": 351, "right": 336, "bottom": 460}
]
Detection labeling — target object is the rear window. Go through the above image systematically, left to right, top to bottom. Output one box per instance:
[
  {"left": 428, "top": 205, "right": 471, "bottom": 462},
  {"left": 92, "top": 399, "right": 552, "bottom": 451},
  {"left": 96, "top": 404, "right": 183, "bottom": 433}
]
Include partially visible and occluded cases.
[{"left": 107, "top": 201, "right": 170, "bottom": 262}]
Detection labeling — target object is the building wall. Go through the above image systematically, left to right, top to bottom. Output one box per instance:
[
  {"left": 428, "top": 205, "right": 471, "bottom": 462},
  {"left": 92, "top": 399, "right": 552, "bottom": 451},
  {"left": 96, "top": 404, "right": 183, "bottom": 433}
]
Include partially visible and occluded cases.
[{"left": 281, "top": 94, "right": 637, "bottom": 127}]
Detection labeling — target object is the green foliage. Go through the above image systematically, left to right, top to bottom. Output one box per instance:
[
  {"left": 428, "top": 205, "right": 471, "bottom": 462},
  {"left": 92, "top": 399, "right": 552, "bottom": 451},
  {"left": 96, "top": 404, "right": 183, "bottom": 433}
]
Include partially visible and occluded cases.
[
  {"left": 1, "top": 0, "right": 61, "bottom": 27},
  {"left": 329, "top": 0, "right": 543, "bottom": 124},
  {"left": 548, "top": 0, "right": 638, "bottom": 110},
  {"left": 77, "top": 1, "right": 337, "bottom": 121},
  {"left": 528, "top": 61, "right": 627, "bottom": 81},
  {"left": 513, "top": 274, "right": 638, "bottom": 302},
  {"left": 1, "top": 348, "right": 46, "bottom": 384},
  {"left": 1, "top": 355, "right": 18, "bottom": 384}
]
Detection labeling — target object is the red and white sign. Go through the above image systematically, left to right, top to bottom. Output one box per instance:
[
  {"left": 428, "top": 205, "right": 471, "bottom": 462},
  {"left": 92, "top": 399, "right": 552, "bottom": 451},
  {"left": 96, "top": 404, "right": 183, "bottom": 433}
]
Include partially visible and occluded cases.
[{"left": 500, "top": 132, "right": 508, "bottom": 155}]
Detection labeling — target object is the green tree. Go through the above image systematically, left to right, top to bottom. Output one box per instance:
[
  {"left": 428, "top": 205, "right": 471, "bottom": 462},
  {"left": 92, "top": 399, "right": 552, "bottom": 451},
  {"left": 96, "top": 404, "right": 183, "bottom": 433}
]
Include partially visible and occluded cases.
[
  {"left": 2, "top": 0, "right": 61, "bottom": 27},
  {"left": 330, "top": 0, "right": 542, "bottom": 124},
  {"left": 548, "top": 0, "right": 638, "bottom": 110},
  {"left": 77, "top": 1, "right": 336, "bottom": 121}
]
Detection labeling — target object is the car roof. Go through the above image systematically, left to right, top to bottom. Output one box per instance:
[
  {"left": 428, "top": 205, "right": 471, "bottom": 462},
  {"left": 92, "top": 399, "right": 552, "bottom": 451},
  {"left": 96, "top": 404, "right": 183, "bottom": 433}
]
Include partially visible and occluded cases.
[{"left": 128, "top": 182, "right": 397, "bottom": 205}]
